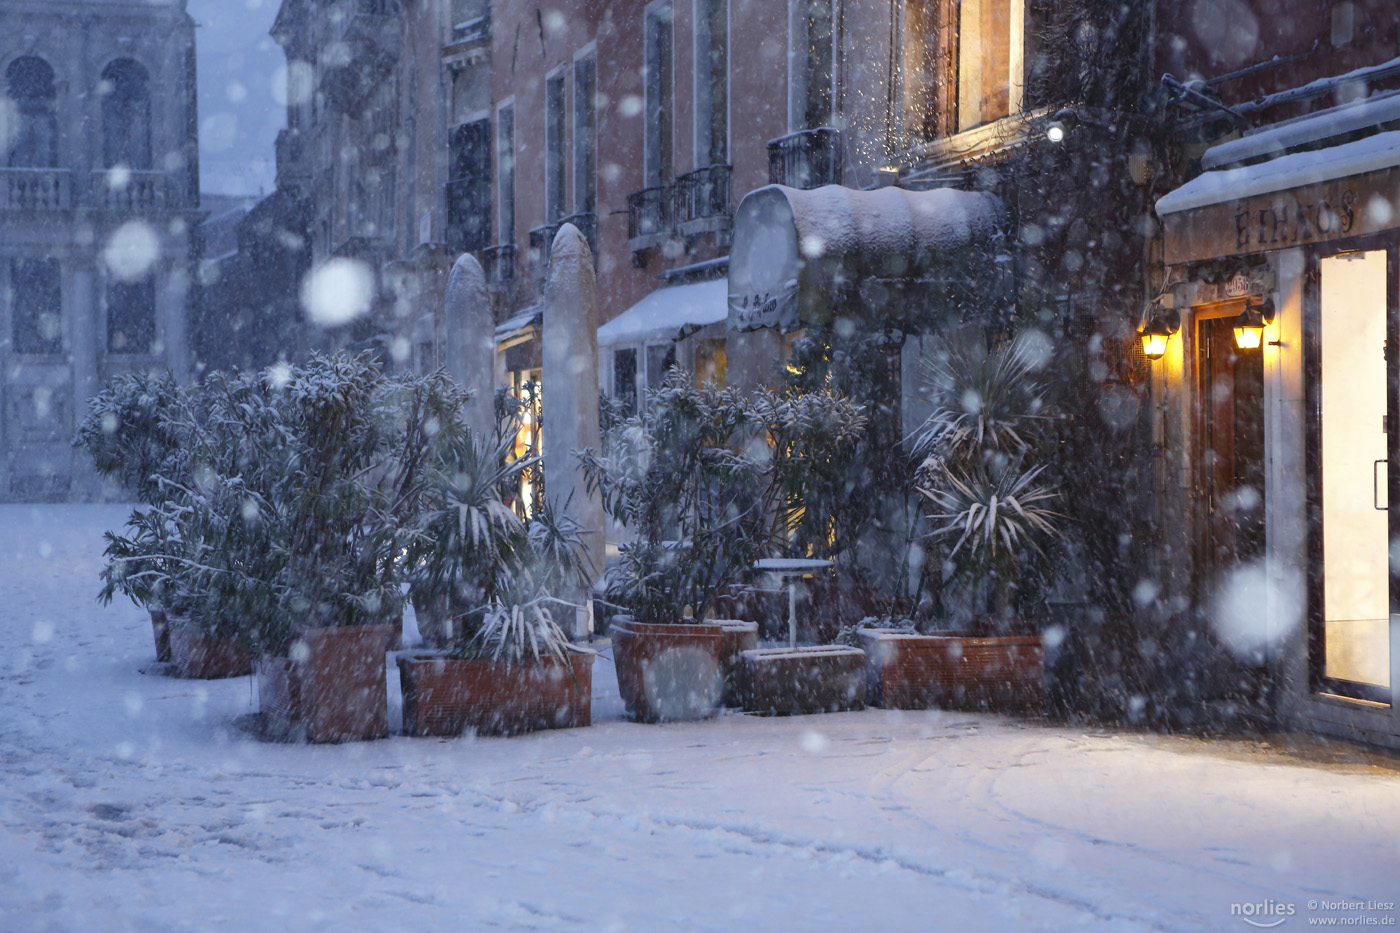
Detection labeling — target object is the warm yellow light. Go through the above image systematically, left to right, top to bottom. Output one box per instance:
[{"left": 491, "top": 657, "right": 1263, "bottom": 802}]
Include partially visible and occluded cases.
[
  {"left": 1234, "top": 321, "right": 1265, "bottom": 349},
  {"left": 1141, "top": 328, "right": 1170, "bottom": 360}
]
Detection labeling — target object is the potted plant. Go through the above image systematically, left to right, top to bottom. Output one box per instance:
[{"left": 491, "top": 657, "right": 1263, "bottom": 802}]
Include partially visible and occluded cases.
[
  {"left": 861, "top": 333, "right": 1064, "bottom": 711},
  {"left": 251, "top": 354, "right": 429, "bottom": 743},
  {"left": 77, "top": 371, "right": 189, "bottom": 660},
  {"left": 582, "top": 373, "right": 771, "bottom": 722},
  {"left": 733, "top": 385, "right": 869, "bottom": 715},
  {"left": 398, "top": 423, "right": 594, "bottom": 737},
  {"left": 97, "top": 497, "right": 255, "bottom": 678}
]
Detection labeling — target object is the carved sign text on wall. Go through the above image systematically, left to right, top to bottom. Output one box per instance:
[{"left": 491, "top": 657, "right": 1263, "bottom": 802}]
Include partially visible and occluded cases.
[{"left": 1162, "top": 166, "right": 1400, "bottom": 265}]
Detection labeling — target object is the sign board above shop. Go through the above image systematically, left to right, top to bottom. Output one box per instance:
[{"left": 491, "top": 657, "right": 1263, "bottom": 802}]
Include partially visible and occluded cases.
[
  {"left": 1156, "top": 131, "right": 1400, "bottom": 266},
  {"left": 727, "top": 184, "right": 1004, "bottom": 333}
]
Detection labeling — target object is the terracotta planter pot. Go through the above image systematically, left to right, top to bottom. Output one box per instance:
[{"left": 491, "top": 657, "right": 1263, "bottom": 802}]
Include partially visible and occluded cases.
[
  {"left": 149, "top": 609, "right": 171, "bottom": 662},
  {"left": 610, "top": 617, "right": 724, "bottom": 722},
  {"left": 707, "top": 619, "right": 758, "bottom": 707},
  {"left": 257, "top": 623, "right": 396, "bottom": 743},
  {"left": 169, "top": 624, "right": 252, "bottom": 679},
  {"left": 858, "top": 629, "right": 1044, "bottom": 711},
  {"left": 739, "top": 645, "right": 866, "bottom": 715},
  {"left": 398, "top": 651, "right": 594, "bottom": 737}
]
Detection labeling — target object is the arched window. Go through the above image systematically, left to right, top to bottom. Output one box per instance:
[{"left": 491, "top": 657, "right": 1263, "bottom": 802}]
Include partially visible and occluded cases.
[
  {"left": 5, "top": 56, "right": 58, "bottom": 168},
  {"left": 101, "top": 59, "right": 151, "bottom": 170}
]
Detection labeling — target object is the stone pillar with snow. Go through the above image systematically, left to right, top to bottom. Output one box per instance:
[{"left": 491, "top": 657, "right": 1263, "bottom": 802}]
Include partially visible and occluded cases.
[
  {"left": 542, "top": 223, "right": 606, "bottom": 638},
  {"left": 442, "top": 252, "right": 496, "bottom": 442}
]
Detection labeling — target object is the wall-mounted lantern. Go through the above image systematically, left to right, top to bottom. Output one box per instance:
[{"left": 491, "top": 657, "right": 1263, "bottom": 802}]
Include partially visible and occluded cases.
[
  {"left": 1138, "top": 296, "right": 1180, "bottom": 362},
  {"left": 1233, "top": 296, "right": 1275, "bottom": 350},
  {"left": 1140, "top": 317, "right": 1177, "bottom": 360}
]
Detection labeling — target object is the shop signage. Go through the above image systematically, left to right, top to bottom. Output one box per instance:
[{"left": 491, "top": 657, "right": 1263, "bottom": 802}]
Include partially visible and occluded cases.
[{"left": 1161, "top": 166, "right": 1400, "bottom": 265}]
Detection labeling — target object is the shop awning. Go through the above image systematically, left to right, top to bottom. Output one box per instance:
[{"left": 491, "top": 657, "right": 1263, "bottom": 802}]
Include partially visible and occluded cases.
[
  {"left": 1156, "top": 130, "right": 1400, "bottom": 265},
  {"left": 727, "top": 184, "right": 1004, "bottom": 333},
  {"left": 597, "top": 278, "right": 728, "bottom": 347},
  {"left": 495, "top": 305, "right": 540, "bottom": 349}
]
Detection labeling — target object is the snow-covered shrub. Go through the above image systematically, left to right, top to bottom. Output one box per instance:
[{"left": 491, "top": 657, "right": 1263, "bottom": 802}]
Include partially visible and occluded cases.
[
  {"left": 74, "top": 370, "right": 188, "bottom": 504},
  {"left": 583, "top": 370, "right": 865, "bottom": 627},
  {"left": 581, "top": 371, "right": 769, "bottom": 625}
]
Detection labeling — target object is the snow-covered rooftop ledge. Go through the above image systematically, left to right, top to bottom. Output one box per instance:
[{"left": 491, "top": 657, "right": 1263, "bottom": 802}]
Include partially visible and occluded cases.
[
  {"left": 1202, "top": 90, "right": 1400, "bottom": 170},
  {"left": 1156, "top": 130, "right": 1400, "bottom": 216}
]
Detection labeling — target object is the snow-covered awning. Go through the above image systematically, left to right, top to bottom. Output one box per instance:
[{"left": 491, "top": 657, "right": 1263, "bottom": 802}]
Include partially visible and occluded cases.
[
  {"left": 1157, "top": 130, "right": 1400, "bottom": 265},
  {"left": 727, "top": 184, "right": 1004, "bottom": 333},
  {"left": 597, "top": 278, "right": 728, "bottom": 347},
  {"left": 495, "top": 305, "right": 540, "bottom": 348}
]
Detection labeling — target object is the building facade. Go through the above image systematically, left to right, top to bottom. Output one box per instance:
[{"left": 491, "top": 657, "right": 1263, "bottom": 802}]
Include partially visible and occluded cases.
[
  {"left": 0, "top": 0, "right": 200, "bottom": 501},
  {"left": 261, "top": 0, "right": 1400, "bottom": 747},
  {"left": 1151, "top": 1, "right": 1400, "bottom": 747}
]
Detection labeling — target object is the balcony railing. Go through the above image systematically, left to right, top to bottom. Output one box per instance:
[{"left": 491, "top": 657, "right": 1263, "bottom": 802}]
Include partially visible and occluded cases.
[
  {"left": 451, "top": 3, "right": 490, "bottom": 42},
  {"left": 767, "top": 127, "right": 843, "bottom": 189},
  {"left": 673, "top": 164, "right": 732, "bottom": 236},
  {"left": 0, "top": 168, "right": 70, "bottom": 211},
  {"left": 91, "top": 170, "right": 168, "bottom": 211},
  {"left": 627, "top": 185, "right": 672, "bottom": 253},
  {"left": 560, "top": 211, "right": 597, "bottom": 259},
  {"left": 528, "top": 223, "right": 560, "bottom": 287},
  {"left": 481, "top": 242, "right": 516, "bottom": 288}
]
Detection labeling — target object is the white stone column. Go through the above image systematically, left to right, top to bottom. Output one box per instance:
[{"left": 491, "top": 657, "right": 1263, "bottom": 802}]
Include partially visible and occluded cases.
[
  {"left": 542, "top": 223, "right": 606, "bottom": 637},
  {"left": 443, "top": 252, "right": 496, "bottom": 442}
]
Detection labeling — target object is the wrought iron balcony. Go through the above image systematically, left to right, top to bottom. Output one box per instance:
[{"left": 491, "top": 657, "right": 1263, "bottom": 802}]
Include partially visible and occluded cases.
[
  {"left": 767, "top": 127, "right": 843, "bottom": 189},
  {"left": 673, "top": 164, "right": 732, "bottom": 236},
  {"left": 0, "top": 168, "right": 70, "bottom": 211},
  {"left": 90, "top": 170, "right": 167, "bottom": 211},
  {"left": 627, "top": 185, "right": 672, "bottom": 253},
  {"left": 560, "top": 211, "right": 597, "bottom": 259},
  {"left": 528, "top": 223, "right": 560, "bottom": 287},
  {"left": 481, "top": 242, "right": 516, "bottom": 289}
]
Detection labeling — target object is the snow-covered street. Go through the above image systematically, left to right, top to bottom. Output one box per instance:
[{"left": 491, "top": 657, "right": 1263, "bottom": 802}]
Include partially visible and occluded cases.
[{"left": 1, "top": 504, "right": 1397, "bottom": 932}]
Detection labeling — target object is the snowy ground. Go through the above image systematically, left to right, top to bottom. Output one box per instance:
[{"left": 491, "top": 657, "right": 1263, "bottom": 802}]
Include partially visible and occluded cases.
[{"left": 2, "top": 505, "right": 1398, "bottom": 932}]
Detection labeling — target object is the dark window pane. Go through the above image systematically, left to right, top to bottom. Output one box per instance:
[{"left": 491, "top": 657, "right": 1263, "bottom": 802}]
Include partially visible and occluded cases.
[
  {"left": 6, "top": 57, "right": 58, "bottom": 168},
  {"left": 102, "top": 59, "right": 152, "bottom": 170},
  {"left": 446, "top": 118, "right": 492, "bottom": 252},
  {"left": 11, "top": 258, "right": 62, "bottom": 354},
  {"left": 108, "top": 277, "right": 156, "bottom": 353},
  {"left": 646, "top": 342, "right": 675, "bottom": 392},
  {"left": 613, "top": 347, "right": 637, "bottom": 415}
]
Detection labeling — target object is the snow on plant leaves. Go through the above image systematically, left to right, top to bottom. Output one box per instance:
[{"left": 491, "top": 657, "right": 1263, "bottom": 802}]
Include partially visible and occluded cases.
[
  {"left": 102, "top": 221, "right": 161, "bottom": 282},
  {"left": 300, "top": 258, "right": 375, "bottom": 327}
]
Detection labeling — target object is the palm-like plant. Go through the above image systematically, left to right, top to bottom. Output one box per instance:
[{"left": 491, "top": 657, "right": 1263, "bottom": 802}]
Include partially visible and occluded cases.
[
  {"left": 913, "top": 333, "right": 1065, "bottom": 633},
  {"left": 911, "top": 334, "right": 1052, "bottom": 466}
]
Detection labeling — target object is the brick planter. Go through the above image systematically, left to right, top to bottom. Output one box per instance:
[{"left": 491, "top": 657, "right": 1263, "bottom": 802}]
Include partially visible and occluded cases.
[
  {"left": 149, "top": 609, "right": 171, "bottom": 662},
  {"left": 610, "top": 617, "right": 723, "bottom": 723},
  {"left": 707, "top": 619, "right": 758, "bottom": 707},
  {"left": 257, "top": 623, "right": 396, "bottom": 742},
  {"left": 169, "top": 624, "right": 252, "bottom": 679},
  {"left": 858, "top": 629, "right": 1044, "bottom": 711},
  {"left": 739, "top": 645, "right": 866, "bottom": 715},
  {"left": 397, "top": 651, "right": 594, "bottom": 737}
]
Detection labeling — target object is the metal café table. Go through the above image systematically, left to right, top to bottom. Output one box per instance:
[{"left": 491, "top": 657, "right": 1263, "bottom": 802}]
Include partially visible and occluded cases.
[{"left": 751, "top": 558, "right": 834, "bottom": 649}]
